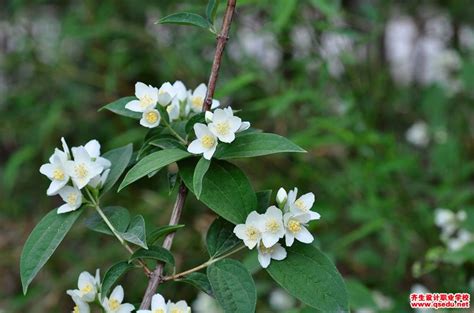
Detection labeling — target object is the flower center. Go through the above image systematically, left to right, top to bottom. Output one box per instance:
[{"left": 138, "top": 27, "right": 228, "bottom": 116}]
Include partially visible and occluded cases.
[
  {"left": 140, "top": 94, "right": 154, "bottom": 107},
  {"left": 192, "top": 96, "right": 203, "bottom": 109},
  {"left": 145, "top": 111, "right": 159, "bottom": 124},
  {"left": 215, "top": 122, "right": 230, "bottom": 135},
  {"left": 201, "top": 135, "right": 215, "bottom": 149},
  {"left": 75, "top": 163, "right": 88, "bottom": 179},
  {"left": 53, "top": 168, "right": 65, "bottom": 180},
  {"left": 67, "top": 193, "right": 78, "bottom": 205},
  {"left": 295, "top": 199, "right": 307, "bottom": 212},
  {"left": 266, "top": 219, "right": 280, "bottom": 233},
  {"left": 288, "top": 220, "right": 301, "bottom": 233},
  {"left": 246, "top": 226, "right": 260, "bottom": 240},
  {"left": 260, "top": 244, "right": 274, "bottom": 254},
  {"left": 109, "top": 299, "right": 120, "bottom": 310},
  {"left": 73, "top": 306, "right": 80, "bottom": 313},
  {"left": 153, "top": 309, "right": 165, "bottom": 313},
  {"left": 170, "top": 309, "right": 183, "bottom": 313}
]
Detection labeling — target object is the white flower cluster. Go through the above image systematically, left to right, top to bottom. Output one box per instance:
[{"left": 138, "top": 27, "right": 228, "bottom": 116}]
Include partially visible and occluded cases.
[
  {"left": 125, "top": 81, "right": 220, "bottom": 128},
  {"left": 187, "top": 107, "right": 250, "bottom": 160},
  {"left": 39, "top": 138, "right": 111, "bottom": 214},
  {"left": 233, "top": 187, "right": 320, "bottom": 268},
  {"left": 434, "top": 208, "right": 472, "bottom": 251},
  {"left": 67, "top": 269, "right": 135, "bottom": 313},
  {"left": 137, "top": 293, "right": 191, "bottom": 313}
]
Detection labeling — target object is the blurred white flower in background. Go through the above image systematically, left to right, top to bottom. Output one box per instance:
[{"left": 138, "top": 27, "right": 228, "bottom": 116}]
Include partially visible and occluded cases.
[
  {"left": 320, "top": 32, "right": 354, "bottom": 77},
  {"left": 405, "top": 121, "right": 430, "bottom": 147},
  {"left": 434, "top": 208, "right": 472, "bottom": 251},
  {"left": 411, "top": 284, "right": 434, "bottom": 313},
  {"left": 269, "top": 288, "right": 296, "bottom": 312},
  {"left": 193, "top": 292, "right": 223, "bottom": 313}
]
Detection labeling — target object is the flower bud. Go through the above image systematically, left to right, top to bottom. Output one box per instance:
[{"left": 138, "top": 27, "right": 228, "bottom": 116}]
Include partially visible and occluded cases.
[
  {"left": 205, "top": 111, "right": 214, "bottom": 123},
  {"left": 276, "top": 187, "right": 287, "bottom": 207}
]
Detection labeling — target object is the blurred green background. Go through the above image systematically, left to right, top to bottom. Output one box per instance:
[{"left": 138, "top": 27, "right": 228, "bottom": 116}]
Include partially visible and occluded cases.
[{"left": 1, "top": 0, "right": 474, "bottom": 312}]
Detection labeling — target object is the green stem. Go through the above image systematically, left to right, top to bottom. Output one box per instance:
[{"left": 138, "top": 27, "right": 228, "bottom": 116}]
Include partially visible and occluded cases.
[
  {"left": 163, "top": 119, "right": 187, "bottom": 145},
  {"left": 162, "top": 245, "right": 246, "bottom": 281}
]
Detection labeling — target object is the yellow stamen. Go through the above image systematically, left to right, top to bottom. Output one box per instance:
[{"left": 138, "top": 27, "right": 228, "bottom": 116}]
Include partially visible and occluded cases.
[
  {"left": 140, "top": 94, "right": 154, "bottom": 107},
  {"left": 192, "top": 96, "right": 203, "bottom": 109},
  {"left": 145, "top": 111, "right": 159, "bottom": 124},
  {"left": 215, "top": 122, "right": 230, "bottom": 135},
  {"left": 201, "top": 135, "right": 215, "bottom": 149},
  {"left": 75, "top": 163, "right": 88, "bottom": 179},
  {"left": 53, "top": 168, "right": 65, "bottom": 180},
  {"left": 67, "top": 194, "right": 78, "bottom": 205},
  {"left": 295, "top": 199, "right": 307, "bottom": 212},
  {"left": 265, "top": 219, "right": 280, "bottom": 233},
  {"left": 288, "top": 220, "right": 301, "bottom": 233},
  {"left": 246, "top": 226, "right": 260, "bottom": 241},
  {"left": 260, "top": 244, "right": 274, "bottom": 254},
  {"left": 80, "top": 283, "right": 93, "bottom": 294},
  {"left": 109, "top": 299, "right": 120, "bottom": 310},
  {"left": 72, "top": 306, "right": 80, "bottom": 313},
  {"left": 153, "top": 309, "right": 165, "bottom": 313}
]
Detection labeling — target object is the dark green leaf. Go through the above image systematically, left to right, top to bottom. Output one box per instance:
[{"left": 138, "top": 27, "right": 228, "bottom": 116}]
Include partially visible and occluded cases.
[
  {"left": 206, "top": 0, "right": 220, "bottom": 24},
  {"left": 157, "top": 12, "right": 212, "bottom": 29},
  {"left": 99, "top": 97, "right": 141, "bottom": 119},
  {"left": 185, "top": 112, "right": 206, "bottom": 134},
  {"left": 214, "top": 133, "right": 305, "bottom": 159},
  {"left": 149, "top": 137, "right": 185, "bottom": 150},
  {"left": 101, "top": 144, "right": 134, "bottom": 194},
  {"left": 119, "top": 149, "right": 191, "bottom": 191},
  {"left": 193, "top": 157, "right": 211, "bottom": 199},
  {"left": 180, "top": 159, "right": 257, "bottom": 224},
  {"left": 256, "top": 190, "right": 272, "bottom": 214},
  {"left": 84, "top": 206, "right": 130, "bottom": 235},
  {"left": 20, "top": 208, "right": 83, "bottom": 294},
  {"left": 120, "top": 215, "right": 147, "bottom": 249},
  {"left": 206, "top": 218, "right": 241, "bottom": 257},
  {"left": 147, "top": 224, "right": 185, "bottom": 246},
  {"left": 266, "top": 243, "right": 349, "bottom": 312},
  {"left": 130, "top": 246, "right": 175, "bottom": 266},
  {"left": 208, "top": 259, "right": 256, "bottom": 313},
  {"left": 101, "top": 261, "right": 134, "bottom": 300},
  {"left": 179, "top": 272, "right": 214, "bottom": 296},
  {"left": 346, "top": 279, "right": 376, "bottom": 309}
]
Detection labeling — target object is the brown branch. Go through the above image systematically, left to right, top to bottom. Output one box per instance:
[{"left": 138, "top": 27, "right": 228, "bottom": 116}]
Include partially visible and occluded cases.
[{"left": 139, "top": 0, "right": 238, "bottom": 309}]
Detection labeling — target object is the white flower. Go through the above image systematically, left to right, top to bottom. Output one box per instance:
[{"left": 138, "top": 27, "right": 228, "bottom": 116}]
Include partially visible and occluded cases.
[
  {"left": 173, "top": 80, "right": 188, "bottom": 102},
  {"left": 125, "top": 82, "right": 158, "bottom": 112},
  {"left": 157, "top": 82, "right": 176, "bottom": 106},
  {"left": 187, "top": 83, "right": 219, "bottom": 112},
  {"left": 167, "top": 99, "right": 181, "bottom": 122},
  {"left": 205, "top": 107, "right": 250, "bottom": 133},
  {"left": 140, "top": 108, "right": 161, "bottom": 128},
  {"left": 208, "top": 108, "right": 243, "bottom": 143},
  {"left": 405, "top": 121, "right": 429, "bottom": 147},
  {"left": 187, "top": 123, "right": 218, "bottom": 160},
  {"left": 61, "top": 137, "right": 71, "bottom": 159},
  {"left": 84, "top": 139, "right": 111, "bottom": 169},
  {"left": 65, "top": 146, "right": 104, "bottom": 189},
  {"left": 40, "top": 148, "right": 70, "bottom": 195},
  {"left": 88, "top": 168, "right": 110, "bottom": 189},
  {"left": 57, "top": 186, "right": 83, "bottom": 214},
  {"left": 276, "top": 187, "right": 287, "bottom": 208},
  {"left": 286, "top": 188, "right": 320, "bottom": 221},
  {"left": 258, "top": 206, "right": 285, "bottom": 247},
  {"left": 434, "top": 208, "right": 458, "bottom": 236},
  {"left": 233, "top": 211, "right": 263, "bottom": 249},
  {"left": 283, "top": 212, "right": 314, "bottom": 246},
  {"left": 447, "top": 229, "right": 472, "bottom": 251},
  {"left": 257, "top": 241, "right": 287, "bottom": 268},
  {"left": 67, "top": 271, "right": 98, "bottom": 302},
  {"left": 102, "top": 286, "right": 135, "bottom": 313},
  {"left": 269, "top": 289, "right": 295, "bottom": 311},
  {"left": 67, "top": 290, "right": 90, "bottom": 313},
  {"left": 193, "top": 292, "right": 223, "bottom": 313},
  {"left": 137, "top": 293, "right": 167, "bottom": 313},
  {"left": 167, "top": 300, "right": 191, "bottom": 313}
]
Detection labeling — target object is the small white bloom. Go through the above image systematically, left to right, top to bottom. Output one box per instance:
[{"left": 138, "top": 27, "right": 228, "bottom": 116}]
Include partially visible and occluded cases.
[
  {"left": 173, "top": 80, "right": 188, "bottom": 102},
  {"left": 125, "top": 82, "right": 158, "bottom": 112},
  {"left": 157, "top": 82, "right": 176, "bottom": 106},
  {"left": 188, "top": 83, "right": 219, "bottom": 112},
  {"left": 167, "top": 98, "right": 181, "bottom": 122},
  {"left": 222, "top": 107, "right": 250, "bottom": 132},
  {"left": 140, "top": 108, "right": 161, "bottom": 128},
  {"left": 208, "top": 108, "right": 242, "bottom": 143},
  {"left": 205, "top": 111, "right": 214, "bottom": 123},
  {"left": 405, "top": 121, "right": 430, "bottom": 147},
  {"left": 187, "top": 123, "right": 218, "bottom": 160},
  {"left": 84, "top": 139, "right": 111, "bottom": 169},
  {"left": 65, "top": 146, "right": 104, "bottom": 189},
  {"left": 40, "top": 149, "right": 70, "bottom": 195},
  {"left": 88, "top": 168, "right": 110, "bottom": 189},
  {"left": 57, "top": 186, "right": 82, "bottom": 214},
  {"left": 276, "top": 187, "right": 287, "bottom": 208},
  {"left": 286, "top": 188, "right": 320, "bottom": 221},
  {"left": 258, "top": 206, "right": 285, "bottom": 247},
  {"left": 434, "top": 208, "right": 457, "bottom": 236},
  {"left": 233, "top": 211, "right": 263, "bottom": 249},
  {"left": 283, "top": 212, "right": 314, "bottom": 247},
  {"left": 447, "top": 229, "right": 472, "bottom": 251},
  {"left": 257, "top": 241, "right": 287, "bottom": 268},
  {"left": 67, "top": 271, "right": 98, "bottom": 302},
  {"left": 102, "top": 286, "right": 135, "bottom": 313},
  {"left": 269, "top": 289, "right": 295, "bottom": 311},
  {"left": 67, "top": 290, "right": 90, "bottom": 313},
  {"left": 193, "top": 292, "right": 222, "bottom": 313},
  {"left": 137, "top": 293, "right": 167, "bottom": 313},
  {"left": 167, "top": 300, "right": 191, "bottom": 313}
]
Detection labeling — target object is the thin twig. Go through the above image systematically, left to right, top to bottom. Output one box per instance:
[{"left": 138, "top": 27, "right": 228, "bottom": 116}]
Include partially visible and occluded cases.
[{"left": 139, "top": 0, "right": 238, "bottom": 309}]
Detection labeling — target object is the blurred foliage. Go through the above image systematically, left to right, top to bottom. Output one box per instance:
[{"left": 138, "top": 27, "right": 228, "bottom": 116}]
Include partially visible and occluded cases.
[{"left": 1, "top": 0, "right": 474, "bottom": 312}]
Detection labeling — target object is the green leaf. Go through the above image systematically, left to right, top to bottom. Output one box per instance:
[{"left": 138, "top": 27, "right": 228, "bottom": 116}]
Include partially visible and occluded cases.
[
  {"left": 206, "top": 0, "right": 220, "bottom": 23},
  {"left": 157, "top": 12, "right": 212, "bottom": 29},
  {"left": 99, "top": 97, "right": 141, "bottom": 119},
  {"left": 185, "top": 112, "right": 206, "bottom": 134},
  {"left": 214, "top": 133, "right": 305, "bottom": 159},
  {"left": 149, "top": 137, "right": 185, "bottom": 150},
  {"left": 101, "top": 144, "right": 134, "bottom": 194},
  {"left": 119, "top": 149, "right": 191, "bottom": 191},
  {"left": 193, "top": 157, "right": 211, "bottom": 199},
  {"left": 180, "top": 159, "right": 257, "bottom": 224},
  {"left": 256, "top": 190, "right": 272, "bottom": 214},
  {"left": 84, "top": 206, "right": 130, "bottom": 235},
  {"left": 20, "top": 208, "right": 83, "bottom": 294},
  {"left": 120, "top": 215, "right": 148, "bottom": 249},
  {"left": 206, "top": 218, "right": 241, "bottom": 257},
  {"left": 147, "top": 224, "right": 185, "bottom": 246},
  {"left": 266, "top": 243, "right": 349, "bottom": 312},
  {"left": 130, "top": 246, "right": 175, "bottom": 266},
  {"left": 207, "top": 259, "right": 256, "bottom": 313},
  {"left": 101, "top": 261, "right": 134, "bottom": 300},
  {"left": 179, "top": 272, "right": 214, "bottom": 296},
  {"left": 346, "top": 279, "right": 376, "bottom": 310}
]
